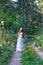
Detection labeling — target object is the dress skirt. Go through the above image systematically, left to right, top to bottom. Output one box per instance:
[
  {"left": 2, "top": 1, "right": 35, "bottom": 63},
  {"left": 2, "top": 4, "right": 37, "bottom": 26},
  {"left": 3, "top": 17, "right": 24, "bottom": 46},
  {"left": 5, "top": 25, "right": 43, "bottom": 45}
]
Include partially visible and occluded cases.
[{"left": 16, "top": 33, "right": 23, "bottom": 52}]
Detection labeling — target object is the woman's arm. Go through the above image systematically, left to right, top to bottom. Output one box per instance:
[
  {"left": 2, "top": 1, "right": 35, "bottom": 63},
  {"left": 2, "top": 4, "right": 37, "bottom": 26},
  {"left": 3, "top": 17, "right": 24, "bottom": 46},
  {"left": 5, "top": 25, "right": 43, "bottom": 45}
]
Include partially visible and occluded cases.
[{"left": 18, "top": 31, "right": 20, "bottom": 37}]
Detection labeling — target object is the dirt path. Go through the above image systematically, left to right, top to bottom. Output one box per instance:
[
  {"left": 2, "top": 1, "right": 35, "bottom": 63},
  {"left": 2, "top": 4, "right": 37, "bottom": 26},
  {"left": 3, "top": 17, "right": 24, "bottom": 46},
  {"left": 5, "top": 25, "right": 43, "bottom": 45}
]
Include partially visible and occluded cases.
[
  {"left": 32, "top": 43, "right": 43, "bottom": 60},
  {"left": 8, "top": 51, "right": 22, "bottom": 65}
]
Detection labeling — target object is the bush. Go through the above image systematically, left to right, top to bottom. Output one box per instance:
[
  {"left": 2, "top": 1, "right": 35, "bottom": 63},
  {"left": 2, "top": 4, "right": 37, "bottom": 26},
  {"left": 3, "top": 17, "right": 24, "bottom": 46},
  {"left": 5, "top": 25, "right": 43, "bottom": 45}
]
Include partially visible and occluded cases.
[
  {"left": 0, "top": 33, "right": 17, "bottom": 65},
  {"left": 34, "top": 34, "right": 43, "bottom": 50}
]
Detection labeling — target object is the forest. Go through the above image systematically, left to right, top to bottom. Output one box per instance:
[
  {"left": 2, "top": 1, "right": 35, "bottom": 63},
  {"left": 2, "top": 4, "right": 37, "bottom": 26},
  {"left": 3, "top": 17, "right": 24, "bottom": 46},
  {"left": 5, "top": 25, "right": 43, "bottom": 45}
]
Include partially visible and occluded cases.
[{"left": 0, "top": 0, "right": 43, "bottom": 65}]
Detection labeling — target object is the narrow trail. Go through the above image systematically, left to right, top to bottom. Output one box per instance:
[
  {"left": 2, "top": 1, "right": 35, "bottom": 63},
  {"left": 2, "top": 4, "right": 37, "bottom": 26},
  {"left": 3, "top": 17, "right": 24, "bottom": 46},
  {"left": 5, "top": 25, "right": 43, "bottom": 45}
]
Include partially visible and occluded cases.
[
  {"left": 8, "top": 41, "right": 43, "bottom": 65},
  {"left": 32, "top": 43, "right": 43, "bottom": 60},
  {"left": 8, "top": 51, "right": 22, "bottom": 65}
]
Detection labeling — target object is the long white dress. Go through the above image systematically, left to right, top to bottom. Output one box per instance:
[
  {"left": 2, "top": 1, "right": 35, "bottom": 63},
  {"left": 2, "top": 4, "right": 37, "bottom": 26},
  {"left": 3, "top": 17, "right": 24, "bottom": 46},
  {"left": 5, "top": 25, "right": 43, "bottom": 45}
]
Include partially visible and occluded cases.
[{"left": 16, "top": 32, "right": 23, "bottom": 52}]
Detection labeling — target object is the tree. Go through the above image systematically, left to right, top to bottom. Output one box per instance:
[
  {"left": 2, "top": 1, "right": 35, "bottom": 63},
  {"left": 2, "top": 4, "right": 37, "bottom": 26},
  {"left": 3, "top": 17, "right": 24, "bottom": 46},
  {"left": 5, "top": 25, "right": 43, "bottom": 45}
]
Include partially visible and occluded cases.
[
  {"left": 0, "top": 0, "right": 18, "bottom": 31},
  {"left": 0, "top": 0, "right": 41, "bottom": 34},
  {"left": 18, "top": 0, "right": 41, "bottom": 34},
  {"left": 37, "top": 0, "right": 43, "bottom": 33},
  {"left": 39, "top": 0, "right": 43, "bottom": 32}
]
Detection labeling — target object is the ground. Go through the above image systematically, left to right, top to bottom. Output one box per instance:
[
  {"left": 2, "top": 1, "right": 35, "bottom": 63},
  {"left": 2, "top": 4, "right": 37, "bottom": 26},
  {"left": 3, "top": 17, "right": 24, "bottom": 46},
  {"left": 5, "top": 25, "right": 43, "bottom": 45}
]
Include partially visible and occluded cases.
[{"left": 8, "top": 51, "right": 22, "bottom": 65}]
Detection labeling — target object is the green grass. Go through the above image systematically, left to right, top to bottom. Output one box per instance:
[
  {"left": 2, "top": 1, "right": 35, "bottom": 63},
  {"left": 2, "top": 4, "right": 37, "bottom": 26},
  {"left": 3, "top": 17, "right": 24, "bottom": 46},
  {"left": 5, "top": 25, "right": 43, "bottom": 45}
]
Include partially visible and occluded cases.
[
  {"left": 0, "top": 33, "right": 17, "bottom": 65},
  {"left": 25, "top": 34, "right": 43, "bottom": 50},
  {"left": 34, "top": 34, "right": 43, "bottom": 50},
  {"left": 22, "top": 44, "right": 43, "bottom": 65}
]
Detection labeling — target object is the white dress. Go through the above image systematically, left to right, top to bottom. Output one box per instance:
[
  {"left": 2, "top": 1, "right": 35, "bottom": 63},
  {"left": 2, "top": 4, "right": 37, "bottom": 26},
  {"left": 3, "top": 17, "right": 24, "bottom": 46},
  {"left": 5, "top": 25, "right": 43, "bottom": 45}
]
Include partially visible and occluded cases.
[{"left": 16, "top": 32, "right": 23, "bottom": 52}]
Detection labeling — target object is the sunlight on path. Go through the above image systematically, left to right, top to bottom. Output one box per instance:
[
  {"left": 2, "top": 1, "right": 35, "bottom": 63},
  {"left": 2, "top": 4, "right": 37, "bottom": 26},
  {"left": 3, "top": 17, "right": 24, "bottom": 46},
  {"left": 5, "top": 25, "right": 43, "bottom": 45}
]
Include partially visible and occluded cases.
[
  {"left": 32, "top": 43, "right": 43, "bottom": 60},
  {"left": 8, "top": 51, "right": 22, "bottom": 65}
]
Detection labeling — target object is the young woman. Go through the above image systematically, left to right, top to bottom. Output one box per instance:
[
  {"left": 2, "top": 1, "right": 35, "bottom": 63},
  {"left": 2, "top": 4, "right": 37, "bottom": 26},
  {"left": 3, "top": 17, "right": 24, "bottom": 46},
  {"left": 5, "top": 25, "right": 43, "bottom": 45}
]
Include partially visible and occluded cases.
[{"left": 16, "top": 27, "right": 24, "bottom": 52}]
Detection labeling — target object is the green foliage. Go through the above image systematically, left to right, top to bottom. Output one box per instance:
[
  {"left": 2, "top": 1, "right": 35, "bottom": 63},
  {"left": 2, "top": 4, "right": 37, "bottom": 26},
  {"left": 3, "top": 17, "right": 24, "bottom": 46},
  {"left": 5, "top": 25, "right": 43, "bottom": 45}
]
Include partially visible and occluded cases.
[
  {"left": 0, "top": 0, "right": 41, "bottom": 34},
  {"left": 0, "top": 0, "right": 18, "bottom": 31},
  {"left": 18, "top": 0, "right": 41, "bottom": 34},
  {"left": 0, "top": 33, "right": 17, "bottom": 65},
  {"left": 34, "top": 34, "right": 43, "bottom": 50},
  {"left": 22, "top": 44, "right": 43, "bottom": 65}
]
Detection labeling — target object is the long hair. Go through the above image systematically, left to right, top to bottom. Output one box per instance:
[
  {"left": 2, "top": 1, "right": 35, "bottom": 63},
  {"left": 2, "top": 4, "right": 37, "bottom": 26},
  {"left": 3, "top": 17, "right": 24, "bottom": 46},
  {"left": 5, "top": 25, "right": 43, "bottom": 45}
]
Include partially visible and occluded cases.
[
  {"left": 18, "top": 28, "right": 24, "bottom": 38},
  {"left": 20, "top": 28, "right": 24, "bottom": 38}
]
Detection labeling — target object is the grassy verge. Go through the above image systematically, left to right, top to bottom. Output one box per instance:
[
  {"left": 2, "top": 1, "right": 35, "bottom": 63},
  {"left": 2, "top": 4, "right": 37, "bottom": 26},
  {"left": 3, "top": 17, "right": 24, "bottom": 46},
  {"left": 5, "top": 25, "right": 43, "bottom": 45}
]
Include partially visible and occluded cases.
[
  {"left": 0, "top": 33, "right": 17, "bottom": 65},
  {"left": 21, "top": 44, "right": 43, "bottom": 65}
]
